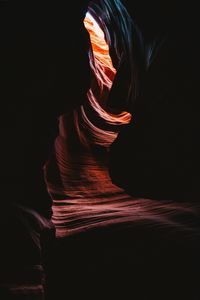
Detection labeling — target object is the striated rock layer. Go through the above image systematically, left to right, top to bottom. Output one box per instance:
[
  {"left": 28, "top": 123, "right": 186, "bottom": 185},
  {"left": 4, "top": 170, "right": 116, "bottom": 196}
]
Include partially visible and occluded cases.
[{"left": 46, "top": 8, "right": 200, "bottom": 242}]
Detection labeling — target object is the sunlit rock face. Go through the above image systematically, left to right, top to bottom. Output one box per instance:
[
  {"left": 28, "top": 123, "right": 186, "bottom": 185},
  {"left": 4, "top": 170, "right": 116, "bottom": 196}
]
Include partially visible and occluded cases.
[
  {"left": 45, "top": 0, "right": 200, "bottom": 242},
  {"left": 46, "top": 8, "right": 132, "bottom": 238}
]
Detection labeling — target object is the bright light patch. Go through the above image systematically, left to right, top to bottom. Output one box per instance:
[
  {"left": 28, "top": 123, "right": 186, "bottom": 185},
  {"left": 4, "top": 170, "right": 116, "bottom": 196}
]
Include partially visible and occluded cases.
[
  {"left": 83, "top": 11, "right": 131, "bottom": 136},
  {"left": 86, "top": 12, "right": 105, "bottom": 39},
  {"left": 84, "top": 13, "right": 116, "bottom": 75}
]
